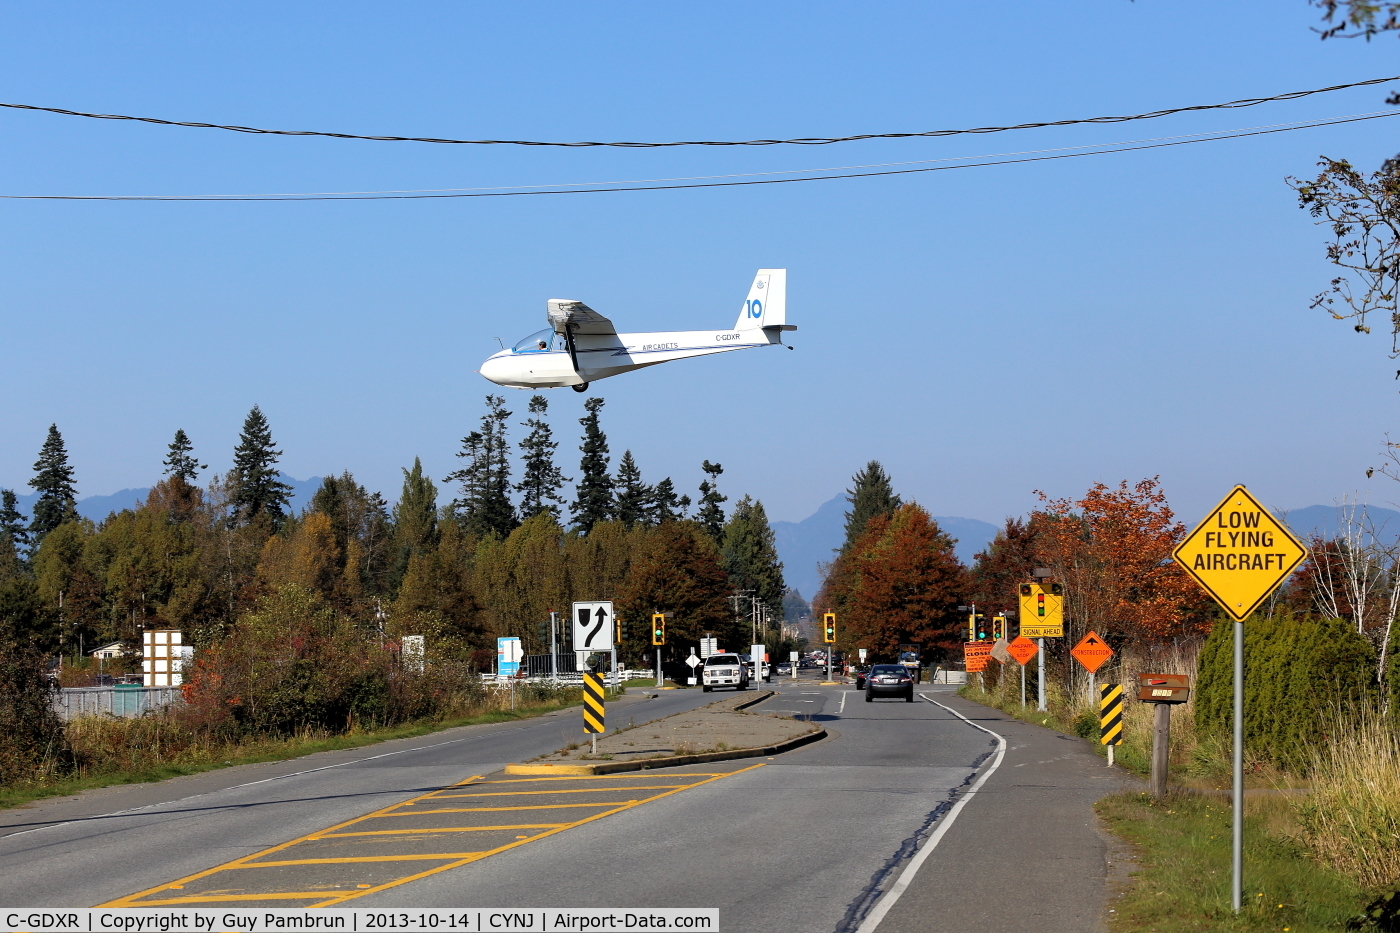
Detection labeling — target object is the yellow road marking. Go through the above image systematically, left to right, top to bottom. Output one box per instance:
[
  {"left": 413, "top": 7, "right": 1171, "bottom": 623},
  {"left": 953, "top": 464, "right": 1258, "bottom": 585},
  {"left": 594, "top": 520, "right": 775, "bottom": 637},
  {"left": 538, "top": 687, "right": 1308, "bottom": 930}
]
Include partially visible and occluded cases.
[
  {"left": 101, "top": 765, "right": 763, "bottom": 911},
  {"left": 306, "top": 765, "right": 764, "bottom": 907},
  {"left": 476, "top": 773, "right": 724, "bottom": 784},
  {"left": 97, "top": 774, "right": 485, "bottom": 907},
  {"left": 432, "top": 785, "right": 687, "bottom": 798},
  {"left": 371, "top": 803, "right": 626, "bottom": 814},
  {"left": 317, "top": 824, "right": 564, "bottom": 837},
  {"left": 238, "top": 855, "right": 483, "bottom": 867},
  {"left": 127, "top": 893, "right": 333, "bottom": 905}
]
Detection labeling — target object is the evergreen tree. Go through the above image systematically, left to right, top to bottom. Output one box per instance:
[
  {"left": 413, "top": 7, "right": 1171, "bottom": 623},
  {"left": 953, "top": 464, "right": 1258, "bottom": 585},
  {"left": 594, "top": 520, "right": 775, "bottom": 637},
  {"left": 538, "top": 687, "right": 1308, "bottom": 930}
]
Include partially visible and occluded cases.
[
  {"left": 514, "top": 395, "right": 570, "bottom": 521},
  {"left": 448, "top": 396, "right": 517, "bottom": 538},
  {"left": 571, "top": 397, "right": 614, "bottom": 535},
  {"left": 229, "top": 406, "right": 293, "bottom": 525},
  {"left": 28, "top": 424, "right": 78, "bottom": 546},
  {"left": 163, "top": 429, "right": 206, "bottom": 483},
  {"left": 613, "top": 451, "right": 653, "bottom": 529},
  {"left": 390, "top": 458, "right": 438, "bottom": 592},
  {"left": 696, "top": 460, "right": 727, "bottom": 541},
  {"left": 841, "top": 460, "right": 902, "bottom": 555},
  {"left": 649, "top": 477, "right": 690, "bottom": 524},
  {"left": 0, "top": 490, "right": 29, "bottom": 557},
  {"left": 721, "top": 495, "right": 786, "bottom": 617}
]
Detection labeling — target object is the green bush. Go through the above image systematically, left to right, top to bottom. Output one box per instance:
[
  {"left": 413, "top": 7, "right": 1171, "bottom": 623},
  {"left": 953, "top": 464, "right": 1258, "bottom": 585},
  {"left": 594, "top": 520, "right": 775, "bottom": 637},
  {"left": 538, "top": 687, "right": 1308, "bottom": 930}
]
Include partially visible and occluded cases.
[
  {"left": 1195, "top": 614, "right": 1375, "bottom": 770},
  {"left": 0, "top": 642, "right": 73, "bottom": 784}
]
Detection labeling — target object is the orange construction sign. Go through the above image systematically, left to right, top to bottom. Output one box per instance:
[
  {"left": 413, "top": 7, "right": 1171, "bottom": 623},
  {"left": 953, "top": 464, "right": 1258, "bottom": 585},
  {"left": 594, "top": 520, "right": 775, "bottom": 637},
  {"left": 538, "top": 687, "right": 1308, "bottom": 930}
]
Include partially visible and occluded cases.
[
  {"left": 1070, "top": 631, "right": 1114, "bottom": 674},
  {"left": 1007, "top": 636, "right": 1039, "bottom": 666},
  {"left": 964, "top": 641, "right": 993, "bottom": 673}
]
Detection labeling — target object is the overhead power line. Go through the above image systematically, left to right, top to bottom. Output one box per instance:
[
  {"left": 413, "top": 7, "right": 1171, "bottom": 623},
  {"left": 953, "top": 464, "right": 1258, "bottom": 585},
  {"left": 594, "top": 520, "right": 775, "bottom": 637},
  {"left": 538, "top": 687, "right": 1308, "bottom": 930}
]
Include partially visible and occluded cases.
[
  {"left": 0, "top": 75, "right": 1397, "bottom": 149},
  {"left": 2, "top": 110, "right": 1392, "bottom": 202}
]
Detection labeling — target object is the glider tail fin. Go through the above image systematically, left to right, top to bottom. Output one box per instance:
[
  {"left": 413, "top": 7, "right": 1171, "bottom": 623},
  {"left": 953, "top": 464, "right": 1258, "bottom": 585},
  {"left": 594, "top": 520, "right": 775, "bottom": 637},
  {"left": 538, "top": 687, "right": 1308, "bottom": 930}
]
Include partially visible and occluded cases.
[{"left": 733, "top": 269, "right": 787, "bottom": 331}]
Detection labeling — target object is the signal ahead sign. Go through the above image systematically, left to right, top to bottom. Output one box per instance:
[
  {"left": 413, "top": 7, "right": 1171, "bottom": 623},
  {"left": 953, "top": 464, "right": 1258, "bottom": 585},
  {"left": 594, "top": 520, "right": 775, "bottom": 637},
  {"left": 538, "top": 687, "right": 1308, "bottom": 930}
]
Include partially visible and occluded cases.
[
  {"left": 1172, "top": 486, "right": 1308, "bottom": 622},
  {"left": 1018, "top": 582, "right": 1064, "bottom": 638},
  {"left": 572, "top": 601, "right": 615, "bottom": 652}
]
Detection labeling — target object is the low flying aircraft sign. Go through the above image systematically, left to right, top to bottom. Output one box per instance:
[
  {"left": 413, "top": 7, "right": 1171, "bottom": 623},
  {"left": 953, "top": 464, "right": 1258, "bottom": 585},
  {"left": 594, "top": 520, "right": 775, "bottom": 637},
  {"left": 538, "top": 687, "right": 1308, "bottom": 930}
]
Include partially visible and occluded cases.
[{"left": 479, "top": 269, "right": 795, "bottom": 392}]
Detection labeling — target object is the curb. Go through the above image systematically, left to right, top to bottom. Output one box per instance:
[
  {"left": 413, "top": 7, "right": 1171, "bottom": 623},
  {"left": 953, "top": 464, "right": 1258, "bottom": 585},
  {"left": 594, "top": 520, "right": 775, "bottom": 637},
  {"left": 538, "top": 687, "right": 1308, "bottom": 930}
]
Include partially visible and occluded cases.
[{"left": 503, "top": 693, "right": 823, "bottom": 776}]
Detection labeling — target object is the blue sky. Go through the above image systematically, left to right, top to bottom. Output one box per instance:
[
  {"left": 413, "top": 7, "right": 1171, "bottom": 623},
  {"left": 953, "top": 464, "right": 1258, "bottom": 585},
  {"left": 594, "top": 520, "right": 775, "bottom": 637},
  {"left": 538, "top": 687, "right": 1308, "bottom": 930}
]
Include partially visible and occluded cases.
[{"left": 2, "top": 1, "right": 1399, "bottom": 527}]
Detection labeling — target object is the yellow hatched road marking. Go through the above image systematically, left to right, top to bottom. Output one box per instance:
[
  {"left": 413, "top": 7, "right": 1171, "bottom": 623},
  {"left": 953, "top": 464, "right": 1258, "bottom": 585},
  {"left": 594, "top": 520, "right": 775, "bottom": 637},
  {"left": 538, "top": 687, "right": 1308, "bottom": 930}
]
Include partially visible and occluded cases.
[
  {"left": 99, "top": 765, "right": 763, "bottom": 911},
  {"left": 305, "top": 765, "right": 764, "bottom": 907},
  {"left": 96, "top": 774, "right": 486, "bottom": 908},
  {"left": 472, "top": 774, "right": 722, "bottom": 784},
  {"left": 432, "top": 785, "right": 689, "bottom": 797},
  {"left": 372, "top": 803, "right": 628, "bottom": 814},
  {"left": 317, "top": 824, "right": 564, "bottom": 837},
  {"left": 240, "top": 854, "right": 485, "bottom": 867},
  {"left": 126, "top": 893, "right": 334, "bottom": 905}
]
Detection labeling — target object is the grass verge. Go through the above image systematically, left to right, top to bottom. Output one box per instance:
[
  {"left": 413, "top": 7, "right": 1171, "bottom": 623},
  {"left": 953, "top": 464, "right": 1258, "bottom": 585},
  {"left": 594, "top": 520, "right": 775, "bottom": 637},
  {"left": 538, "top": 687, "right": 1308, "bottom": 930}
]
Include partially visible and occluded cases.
[
  {"left": 0, "top": 695, "right": 583, "bottom": 812},
  {"left": 1097, "top": 791, "right": 1362, "bottom": 932}
]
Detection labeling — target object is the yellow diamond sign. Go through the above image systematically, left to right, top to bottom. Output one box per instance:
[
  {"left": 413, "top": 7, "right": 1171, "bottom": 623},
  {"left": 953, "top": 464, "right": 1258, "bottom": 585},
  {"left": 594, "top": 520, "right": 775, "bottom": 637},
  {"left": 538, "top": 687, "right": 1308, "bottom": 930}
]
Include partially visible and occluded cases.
[{"left": 1173, "top": 485, "right": 1308, "bottom": 622}]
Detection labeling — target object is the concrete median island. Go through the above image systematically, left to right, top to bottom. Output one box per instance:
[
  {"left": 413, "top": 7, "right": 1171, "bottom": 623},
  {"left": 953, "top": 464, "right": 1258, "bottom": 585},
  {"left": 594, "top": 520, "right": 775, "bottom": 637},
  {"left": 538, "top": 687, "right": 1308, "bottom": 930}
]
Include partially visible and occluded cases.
[{"left": 504, "top": 690, "right": 824, "bottom": 775}]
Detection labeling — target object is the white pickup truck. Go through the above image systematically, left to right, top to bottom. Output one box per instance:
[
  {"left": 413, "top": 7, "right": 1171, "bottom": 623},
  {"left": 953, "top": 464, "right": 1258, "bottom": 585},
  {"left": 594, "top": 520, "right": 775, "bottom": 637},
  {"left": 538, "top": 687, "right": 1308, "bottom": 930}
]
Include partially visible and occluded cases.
[{"left": 701, "top": 654, "right": 750, "bottom": 692}]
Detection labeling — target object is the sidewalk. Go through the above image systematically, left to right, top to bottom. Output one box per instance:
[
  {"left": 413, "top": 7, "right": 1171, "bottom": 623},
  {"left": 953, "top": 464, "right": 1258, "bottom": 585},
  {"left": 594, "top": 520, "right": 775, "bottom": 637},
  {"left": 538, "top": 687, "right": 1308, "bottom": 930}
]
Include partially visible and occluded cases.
[{"left": 871, "top": 690, "right": 1140, "bottom": 933}]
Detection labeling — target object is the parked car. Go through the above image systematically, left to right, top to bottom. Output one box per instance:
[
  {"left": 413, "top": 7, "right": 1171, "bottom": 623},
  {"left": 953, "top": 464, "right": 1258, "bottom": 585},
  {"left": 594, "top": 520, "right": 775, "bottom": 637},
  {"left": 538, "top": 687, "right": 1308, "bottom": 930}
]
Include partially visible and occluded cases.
[
  {"left": 701, "top": 653, "right": 750, "bottom": 692},
  {"left": 775, "top": 662, "right": 792, "bottom": 676},
  {"left": 865, "top": 664, "right": 915, "bottom": 702},
  {"left": 851, "top": 665, "right": 871, "bottom": 689}
]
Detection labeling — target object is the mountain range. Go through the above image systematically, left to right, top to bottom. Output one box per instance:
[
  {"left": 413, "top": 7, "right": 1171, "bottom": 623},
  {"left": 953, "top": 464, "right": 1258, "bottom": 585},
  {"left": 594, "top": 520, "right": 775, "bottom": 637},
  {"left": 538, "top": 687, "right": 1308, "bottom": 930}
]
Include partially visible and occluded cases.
[
  {"left": 7, "top": 477, "right": 325, "bottom": 525},
  {"left": 771, "top": 496, "right": 1000, "bottom": 600}
]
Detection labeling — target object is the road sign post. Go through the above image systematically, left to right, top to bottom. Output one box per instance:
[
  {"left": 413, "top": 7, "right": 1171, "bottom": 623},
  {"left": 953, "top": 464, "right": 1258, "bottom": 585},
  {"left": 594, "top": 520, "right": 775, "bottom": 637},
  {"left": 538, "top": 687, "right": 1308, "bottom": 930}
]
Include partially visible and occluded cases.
[
  {"left": 1172, "top": 486, "right": 1307, "bottom": 914},
  {"left": 1007, "top": 636, "right": 1038, "bottom": 707},
  {"left": 582, "top": 670, "right": 605, "bottom": 755},
  {"left": 1099, "top": 683, "right": 1123, "bottom": 768}
]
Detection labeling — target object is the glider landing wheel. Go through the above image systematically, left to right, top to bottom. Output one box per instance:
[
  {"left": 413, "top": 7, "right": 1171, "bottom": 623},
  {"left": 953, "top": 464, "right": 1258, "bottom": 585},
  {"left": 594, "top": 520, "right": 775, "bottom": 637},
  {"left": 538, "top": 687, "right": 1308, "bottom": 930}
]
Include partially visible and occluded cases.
[{"left": 572, "top": 382, "right": 589, "bottom": 393}]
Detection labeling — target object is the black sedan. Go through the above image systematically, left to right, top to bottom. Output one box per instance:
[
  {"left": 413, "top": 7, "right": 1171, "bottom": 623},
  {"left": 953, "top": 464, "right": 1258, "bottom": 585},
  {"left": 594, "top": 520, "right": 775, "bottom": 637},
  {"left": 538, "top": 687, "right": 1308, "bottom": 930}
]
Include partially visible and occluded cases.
[{"left": 864, "top": 664, "right": 915, "bottom": 702}]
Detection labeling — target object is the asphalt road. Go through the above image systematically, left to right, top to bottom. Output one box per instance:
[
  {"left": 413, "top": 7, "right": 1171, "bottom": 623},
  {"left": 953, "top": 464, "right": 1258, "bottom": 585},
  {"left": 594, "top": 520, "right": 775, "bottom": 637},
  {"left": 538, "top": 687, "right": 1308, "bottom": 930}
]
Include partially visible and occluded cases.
[{"left": 0, "top": 676, "right": 1134, "bottom": 931}]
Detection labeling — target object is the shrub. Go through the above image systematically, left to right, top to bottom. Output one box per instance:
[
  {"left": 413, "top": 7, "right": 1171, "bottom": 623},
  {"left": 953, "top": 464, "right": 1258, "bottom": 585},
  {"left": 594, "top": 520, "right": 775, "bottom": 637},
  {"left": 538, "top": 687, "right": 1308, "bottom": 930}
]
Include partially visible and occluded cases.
[
  {"left": 1196, "top": 614, "right": 1375, "bottom": 769},
  {"left": 0, "top": 642, "right": 73, "bottom": 784}
]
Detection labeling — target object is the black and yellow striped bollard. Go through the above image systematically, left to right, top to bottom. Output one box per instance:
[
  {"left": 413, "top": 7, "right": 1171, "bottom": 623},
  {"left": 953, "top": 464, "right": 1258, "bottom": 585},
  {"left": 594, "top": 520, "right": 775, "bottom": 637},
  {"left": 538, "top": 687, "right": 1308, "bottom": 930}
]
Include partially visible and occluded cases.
[
  {"left": 582, "top": 672, "right": 605, "bottom": 754},
  {"left": 1099, "top": 683, "right": 1123, "bottom": 767}
]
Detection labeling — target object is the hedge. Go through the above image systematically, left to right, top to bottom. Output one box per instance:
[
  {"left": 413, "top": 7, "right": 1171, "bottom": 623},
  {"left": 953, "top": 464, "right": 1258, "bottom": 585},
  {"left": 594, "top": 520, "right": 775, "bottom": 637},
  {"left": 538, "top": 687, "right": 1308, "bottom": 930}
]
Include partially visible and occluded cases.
[{"left": 1195, "top": 614, "right": 1375, "bottom": 770}]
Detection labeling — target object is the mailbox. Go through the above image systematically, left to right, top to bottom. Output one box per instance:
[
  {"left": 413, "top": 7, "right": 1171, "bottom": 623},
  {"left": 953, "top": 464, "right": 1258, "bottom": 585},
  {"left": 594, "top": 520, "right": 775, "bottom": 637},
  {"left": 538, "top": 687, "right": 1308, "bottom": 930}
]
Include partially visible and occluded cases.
[{"left": 1138, "top": 672, "right": 1190, "bottom": 704}]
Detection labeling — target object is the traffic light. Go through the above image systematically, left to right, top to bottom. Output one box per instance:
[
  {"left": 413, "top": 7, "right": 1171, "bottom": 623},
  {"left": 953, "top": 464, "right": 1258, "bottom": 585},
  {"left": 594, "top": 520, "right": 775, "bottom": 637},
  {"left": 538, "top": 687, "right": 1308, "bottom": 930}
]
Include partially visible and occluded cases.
[
  {"left": 822, "top": 612, "right": 837, "bottom": 644},
  {"left": 651, "top": 613, "right": 667, "bottom": 646},
  {"left": 974, "top": 614, "right": 989, "bottom": 640},
  {"left": 616, "top": 615, "right": 625, "bottom": 644},
  {"left": 992, "top": 616, "right": 1006, "bottom": 640}
]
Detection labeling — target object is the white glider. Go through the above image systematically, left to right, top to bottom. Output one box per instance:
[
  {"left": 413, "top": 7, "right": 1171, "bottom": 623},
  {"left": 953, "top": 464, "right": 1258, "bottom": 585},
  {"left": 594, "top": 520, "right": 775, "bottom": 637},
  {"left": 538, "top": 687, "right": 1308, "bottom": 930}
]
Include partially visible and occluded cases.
[{"left": 479, "top": 269, "right": 794, "bottom": 392}]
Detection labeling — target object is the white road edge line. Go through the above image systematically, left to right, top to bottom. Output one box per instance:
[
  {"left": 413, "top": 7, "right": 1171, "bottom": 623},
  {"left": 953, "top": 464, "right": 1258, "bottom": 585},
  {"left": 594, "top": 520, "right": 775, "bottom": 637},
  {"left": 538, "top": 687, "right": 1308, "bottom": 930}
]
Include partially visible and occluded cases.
[
  {"left": 839, "top": 690, "right": 848, "bottom": 715},
  {"left": 853, "top": 693, "right": 1008, "bottom": 933},
  {"left": 0, "top": 730, "right": 517, "bottom": 839}
]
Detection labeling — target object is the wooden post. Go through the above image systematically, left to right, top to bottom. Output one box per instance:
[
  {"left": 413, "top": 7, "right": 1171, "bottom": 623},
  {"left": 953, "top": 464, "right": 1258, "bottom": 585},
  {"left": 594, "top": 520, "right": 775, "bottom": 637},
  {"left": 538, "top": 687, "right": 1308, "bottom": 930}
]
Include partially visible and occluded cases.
[{"left": 1151, "top": 702, "right": 1171, "bottom": 799}]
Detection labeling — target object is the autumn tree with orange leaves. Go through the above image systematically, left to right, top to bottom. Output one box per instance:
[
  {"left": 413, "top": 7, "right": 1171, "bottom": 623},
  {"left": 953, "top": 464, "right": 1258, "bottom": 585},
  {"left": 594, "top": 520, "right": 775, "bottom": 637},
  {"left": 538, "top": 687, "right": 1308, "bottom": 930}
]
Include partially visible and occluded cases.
[
  {"left": 1032, "top": 478, "right": 1209, "bottom": 662},
  {"left": 816, "top": 504, "right": 966, "bottom": 664}
]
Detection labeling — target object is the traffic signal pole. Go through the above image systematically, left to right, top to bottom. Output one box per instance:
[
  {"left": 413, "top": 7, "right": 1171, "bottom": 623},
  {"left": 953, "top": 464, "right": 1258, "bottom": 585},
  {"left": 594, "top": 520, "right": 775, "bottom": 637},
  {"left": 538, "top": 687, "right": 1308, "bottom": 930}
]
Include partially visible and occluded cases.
[
  {"left": 1037, "top": 638, "right": 1047, "bottom": 712},
  {"left": 656, "top": 648, "right": 663, "bottom": 688}
]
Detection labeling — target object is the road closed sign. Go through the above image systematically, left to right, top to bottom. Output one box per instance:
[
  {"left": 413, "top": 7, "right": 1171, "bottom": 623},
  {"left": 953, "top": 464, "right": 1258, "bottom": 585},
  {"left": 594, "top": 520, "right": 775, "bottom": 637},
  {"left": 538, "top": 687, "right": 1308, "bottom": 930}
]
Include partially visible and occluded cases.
[{"left": 1173, "top": 486, "right": 1308, "bottom": 621}]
